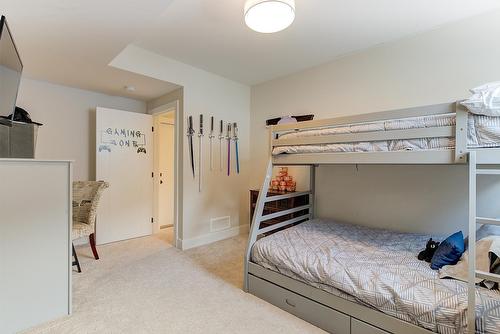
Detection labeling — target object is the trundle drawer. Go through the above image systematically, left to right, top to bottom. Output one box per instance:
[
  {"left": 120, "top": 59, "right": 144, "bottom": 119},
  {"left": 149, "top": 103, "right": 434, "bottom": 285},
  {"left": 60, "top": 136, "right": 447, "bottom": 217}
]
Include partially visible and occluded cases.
[
  {"left": 248, "top": 275, "right": 350, "bottom": 334},
  {"left": 351, "top": 318, "right": 389, "bottom": 334}
]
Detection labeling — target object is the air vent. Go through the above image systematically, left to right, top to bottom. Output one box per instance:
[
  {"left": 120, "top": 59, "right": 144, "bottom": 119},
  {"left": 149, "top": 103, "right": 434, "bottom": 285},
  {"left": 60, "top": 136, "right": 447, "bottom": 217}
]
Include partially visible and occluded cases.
[{"left": 210, "top": 216, "right": 231, "bottom": 232}]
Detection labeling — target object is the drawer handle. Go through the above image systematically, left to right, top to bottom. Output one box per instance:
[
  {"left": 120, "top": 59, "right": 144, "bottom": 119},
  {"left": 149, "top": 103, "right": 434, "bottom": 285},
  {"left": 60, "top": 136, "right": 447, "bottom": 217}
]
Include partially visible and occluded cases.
[{"left": 285, "top": 298, "right": 296, "bottom": 307}]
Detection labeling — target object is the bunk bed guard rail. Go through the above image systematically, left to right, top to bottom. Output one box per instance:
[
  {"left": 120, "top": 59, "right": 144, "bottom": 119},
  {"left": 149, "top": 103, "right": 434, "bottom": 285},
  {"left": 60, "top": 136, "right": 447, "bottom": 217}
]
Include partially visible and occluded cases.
[{"left": 269, "top": 102, "right": 470, "bottom": 165}]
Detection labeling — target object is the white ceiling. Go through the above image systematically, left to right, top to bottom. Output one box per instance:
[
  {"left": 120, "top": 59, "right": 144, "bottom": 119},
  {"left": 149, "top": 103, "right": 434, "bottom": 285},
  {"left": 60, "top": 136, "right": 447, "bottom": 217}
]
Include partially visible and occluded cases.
[
  {"left": 1, "top": 0, "right": 180, "bottom": 101},
  {"left": 3, "top": 0, "right": 500, "bottom": 96},
  {"left": 135, "top": 0, "right": 500, "bottom": 85}
]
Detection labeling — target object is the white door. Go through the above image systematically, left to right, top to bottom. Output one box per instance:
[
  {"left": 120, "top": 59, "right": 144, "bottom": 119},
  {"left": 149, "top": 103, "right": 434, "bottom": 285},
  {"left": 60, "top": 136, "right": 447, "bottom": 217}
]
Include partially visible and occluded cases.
[
  {"left": 96, "top": 107, "right": 154, "bottom": 244},
  {"left": 158, "top": 121, "right": 175, "bottom": 228}
]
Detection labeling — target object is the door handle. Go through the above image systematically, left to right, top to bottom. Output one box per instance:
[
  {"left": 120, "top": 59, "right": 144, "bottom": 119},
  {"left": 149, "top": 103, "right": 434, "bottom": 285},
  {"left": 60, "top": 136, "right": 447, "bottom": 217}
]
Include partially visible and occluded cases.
[
  {"left": 160, "top": 180, "right": 163, "bottom": 184},
  {"left": 285, "top": 299, "right": 296, "bottom": 307}
]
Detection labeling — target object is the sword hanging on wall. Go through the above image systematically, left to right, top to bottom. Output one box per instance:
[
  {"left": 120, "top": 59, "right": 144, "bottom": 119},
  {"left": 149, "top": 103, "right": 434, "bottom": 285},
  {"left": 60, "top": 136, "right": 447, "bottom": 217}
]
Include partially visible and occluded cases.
[
  {"left": 198, "top": 114, "right": 204, "bottom": 192},
  {"left": 187, "top": 115, "right": 195, "bottom": 178},
  {"left": 209, "top": 116, "right": 215, "bottom": 171},
  {"left": 218, "top": 120, "right": 224, "bottom": 172},
  {"left": 226, "top": 122, "right": 232, "bottom": 176},
  {"left": 233, "top": 122, "right": 240, "bottom": 174}
]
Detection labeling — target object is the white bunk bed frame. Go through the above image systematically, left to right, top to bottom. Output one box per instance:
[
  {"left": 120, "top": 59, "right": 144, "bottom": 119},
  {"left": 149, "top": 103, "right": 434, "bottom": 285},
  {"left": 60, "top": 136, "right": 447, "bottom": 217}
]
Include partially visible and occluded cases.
[{"left": 244, "top": 102, "right": 500, "bottom": 334}]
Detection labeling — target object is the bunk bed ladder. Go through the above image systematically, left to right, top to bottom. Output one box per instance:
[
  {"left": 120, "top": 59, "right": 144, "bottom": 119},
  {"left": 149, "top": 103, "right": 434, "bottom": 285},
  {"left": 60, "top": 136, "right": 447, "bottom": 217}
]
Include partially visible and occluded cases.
[
  {"left": 467, "top": 151, "right": 500, "bottom": 334},
  {"left": 244, "top": 159, "right": 315, "bottom": 291},
  {"left": 244, "top": 159, "right": 273, "bottom": 292}
]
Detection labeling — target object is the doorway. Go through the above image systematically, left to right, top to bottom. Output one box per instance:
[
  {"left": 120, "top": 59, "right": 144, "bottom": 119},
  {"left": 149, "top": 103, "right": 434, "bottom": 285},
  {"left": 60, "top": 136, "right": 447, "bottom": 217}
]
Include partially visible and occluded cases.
[
  {"left": 95, "top": 102, "right": 180, "bottom": 248},
  {"left": 153, "top": 107, "right": 177, "bottom": 246}
]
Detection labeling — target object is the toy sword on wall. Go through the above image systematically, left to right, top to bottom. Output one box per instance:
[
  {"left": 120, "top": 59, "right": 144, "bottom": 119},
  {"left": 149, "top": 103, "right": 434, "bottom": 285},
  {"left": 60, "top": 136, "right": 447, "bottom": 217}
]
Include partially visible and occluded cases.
[
  {"left": 198, "top": 114, "right": 204, "bottom": 192},
  {"left": 187, "top": 116, "right": 195, "bottom": 178},
  {"left": 209, "top": 116, "right": 215, "bottom": 171},
  {"left": 218, "top": 120, "right": 224, "bottom": 172},
  {"left": 226, "top": 122, "right": 232, "bottom": 176},
  {"left": 233, "top": 122, "right": 240, "bottom": 174}
]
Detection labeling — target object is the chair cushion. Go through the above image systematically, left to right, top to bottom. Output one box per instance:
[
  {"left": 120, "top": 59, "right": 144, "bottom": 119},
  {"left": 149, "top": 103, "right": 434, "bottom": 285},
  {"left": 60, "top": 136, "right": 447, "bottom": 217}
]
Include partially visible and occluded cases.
[
  {"left": 72, "top": 181, "right": 109, "bottom": 235},
  {"left": 73, "top": 202, "right": 92, "bottom": 224},
  {"left": 72, "top": 222, "right": 94, "bottom": 240}
]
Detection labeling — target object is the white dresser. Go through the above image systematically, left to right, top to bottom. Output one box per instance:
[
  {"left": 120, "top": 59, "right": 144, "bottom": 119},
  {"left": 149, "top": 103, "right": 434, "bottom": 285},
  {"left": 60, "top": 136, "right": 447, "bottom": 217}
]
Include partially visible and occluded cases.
[{"left": 0, "top": 159, "right": 72, "bottom": 334}]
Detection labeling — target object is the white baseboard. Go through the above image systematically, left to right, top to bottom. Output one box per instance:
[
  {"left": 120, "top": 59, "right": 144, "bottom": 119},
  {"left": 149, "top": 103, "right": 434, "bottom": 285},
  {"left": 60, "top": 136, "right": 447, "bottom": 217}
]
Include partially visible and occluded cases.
[{"left": 178, "top": 224, "right": 249, "bottom": 250}]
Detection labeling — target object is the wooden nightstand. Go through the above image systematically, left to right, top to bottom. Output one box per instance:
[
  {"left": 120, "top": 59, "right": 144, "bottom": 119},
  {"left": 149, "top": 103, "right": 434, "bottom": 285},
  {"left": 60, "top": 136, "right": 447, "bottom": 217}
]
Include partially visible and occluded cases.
[{"left": 249, "top": 189, "right": 309, "bottom": 233}]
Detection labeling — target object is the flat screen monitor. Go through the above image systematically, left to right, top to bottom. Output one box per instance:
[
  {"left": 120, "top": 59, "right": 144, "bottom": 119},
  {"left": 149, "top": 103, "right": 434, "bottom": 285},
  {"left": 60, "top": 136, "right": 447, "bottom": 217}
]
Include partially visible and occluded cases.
[{"left": 0, "top": 15, "right": 23, "bottom": 119}]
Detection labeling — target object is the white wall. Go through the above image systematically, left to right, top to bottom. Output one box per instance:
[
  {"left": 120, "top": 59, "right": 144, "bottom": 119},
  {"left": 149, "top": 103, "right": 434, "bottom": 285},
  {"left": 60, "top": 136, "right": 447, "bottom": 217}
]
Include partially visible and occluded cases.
[
  {"left": 250, "top": 10, "right": 500, "bottom": 235},
  {"left": 111, "top": 45, "right": 250, "bottom": 248},
  {"left": 16, "top": 77, "right": 147, "bottom": 180}
]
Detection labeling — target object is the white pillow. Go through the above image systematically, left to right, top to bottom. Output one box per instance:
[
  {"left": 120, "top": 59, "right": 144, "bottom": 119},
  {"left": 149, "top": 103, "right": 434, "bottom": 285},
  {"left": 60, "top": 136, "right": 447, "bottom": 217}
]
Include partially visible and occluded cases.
[
  {"left": 461, "top": 81, "right": 500, "bottom": 117},
  {"left": 470, "top": 81, "right": 500, "bottom": 94},
  {"left": 464, "top": 224, "right": 500, "bottom": 250}
]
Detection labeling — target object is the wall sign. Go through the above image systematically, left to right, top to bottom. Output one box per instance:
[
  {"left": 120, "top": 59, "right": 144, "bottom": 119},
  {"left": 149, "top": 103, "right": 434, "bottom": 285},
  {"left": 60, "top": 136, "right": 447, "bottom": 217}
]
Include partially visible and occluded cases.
[{"left": 98, "top": 127, "right": 148, "bottom": 154}]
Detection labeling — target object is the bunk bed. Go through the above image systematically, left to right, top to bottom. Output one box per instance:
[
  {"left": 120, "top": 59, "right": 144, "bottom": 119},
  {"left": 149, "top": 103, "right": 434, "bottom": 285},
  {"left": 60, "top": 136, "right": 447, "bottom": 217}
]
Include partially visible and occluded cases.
[{"left": 244, "top": 102, "right": 500, "bottom": 334}]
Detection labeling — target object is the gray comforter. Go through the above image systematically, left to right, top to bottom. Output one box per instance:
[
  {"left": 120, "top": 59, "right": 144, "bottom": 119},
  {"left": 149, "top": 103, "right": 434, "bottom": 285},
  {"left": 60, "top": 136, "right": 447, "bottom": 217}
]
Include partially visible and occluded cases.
[{"left": 251, "top": 219, "right": 500, "bottom": 333}]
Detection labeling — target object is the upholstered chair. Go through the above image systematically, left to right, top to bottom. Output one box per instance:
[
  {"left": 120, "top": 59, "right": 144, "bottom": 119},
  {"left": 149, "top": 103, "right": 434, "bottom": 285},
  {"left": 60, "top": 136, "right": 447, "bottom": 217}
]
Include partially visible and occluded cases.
[{"left": 72, "top": 181, "right": 109, "bottom": 272}]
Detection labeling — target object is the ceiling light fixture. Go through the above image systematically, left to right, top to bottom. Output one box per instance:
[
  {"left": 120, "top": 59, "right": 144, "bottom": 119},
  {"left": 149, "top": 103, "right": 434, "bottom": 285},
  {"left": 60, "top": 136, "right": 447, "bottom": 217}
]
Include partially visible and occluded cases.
[{"left": 244, "top": 0, "right": 295, "bottom": 34}]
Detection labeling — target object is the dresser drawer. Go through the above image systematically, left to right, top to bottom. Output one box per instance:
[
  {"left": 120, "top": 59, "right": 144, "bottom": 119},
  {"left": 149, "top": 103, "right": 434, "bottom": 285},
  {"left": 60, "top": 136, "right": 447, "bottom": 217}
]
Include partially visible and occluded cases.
[
  {"left": 249, "top": 275, "right": 350, "bottom": 334},
  {"left": 351, "top": 318, "right": 390, "bottom": 334}
]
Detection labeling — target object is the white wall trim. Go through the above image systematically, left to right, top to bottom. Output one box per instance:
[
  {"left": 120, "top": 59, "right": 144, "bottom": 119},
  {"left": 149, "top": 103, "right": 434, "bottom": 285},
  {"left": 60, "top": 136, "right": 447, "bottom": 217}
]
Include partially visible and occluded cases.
[
  {"left": 150, "top": 99, "right": 182, "bottom": 250},
  {"left": 149, "top": 100, "right": 177, "bottom": 115},
  {"left": 178, "top": 224, "right": 249, "bottom": 250}
]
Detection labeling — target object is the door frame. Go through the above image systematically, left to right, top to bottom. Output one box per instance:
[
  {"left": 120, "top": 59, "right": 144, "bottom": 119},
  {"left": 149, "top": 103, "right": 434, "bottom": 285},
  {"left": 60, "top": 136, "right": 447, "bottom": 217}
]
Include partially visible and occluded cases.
[
  {"left": 151, "top": 100, "right": 181, "bottom": 249},
  {"left": 153, "top": 116, "right": 174, "bottom": 232}
]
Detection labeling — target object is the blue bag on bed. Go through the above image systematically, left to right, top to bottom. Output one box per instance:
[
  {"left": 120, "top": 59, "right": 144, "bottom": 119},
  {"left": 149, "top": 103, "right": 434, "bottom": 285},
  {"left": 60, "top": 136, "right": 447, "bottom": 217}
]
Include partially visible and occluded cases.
[{"left": 430, "top": 231, "right": 465, "bottom": 270}]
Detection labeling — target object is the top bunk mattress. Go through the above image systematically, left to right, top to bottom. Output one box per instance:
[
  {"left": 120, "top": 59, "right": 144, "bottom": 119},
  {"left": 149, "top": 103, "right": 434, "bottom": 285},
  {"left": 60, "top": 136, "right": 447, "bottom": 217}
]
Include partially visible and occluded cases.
[
  {"left": 272, "top": 113, "right": 500, "bottom": 155},
  {"left": 251, "top": 219, "right": 500, "bottom": 334}
]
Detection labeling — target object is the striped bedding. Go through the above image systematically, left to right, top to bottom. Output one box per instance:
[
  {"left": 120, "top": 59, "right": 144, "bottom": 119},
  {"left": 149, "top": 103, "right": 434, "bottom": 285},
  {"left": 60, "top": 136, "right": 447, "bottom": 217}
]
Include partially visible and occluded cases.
[
  {"left": 272, "top": 113, "right": 500, "bottom": 155},
  {"left": 251, "top": 219, "right": 500, "bottom": 333}
]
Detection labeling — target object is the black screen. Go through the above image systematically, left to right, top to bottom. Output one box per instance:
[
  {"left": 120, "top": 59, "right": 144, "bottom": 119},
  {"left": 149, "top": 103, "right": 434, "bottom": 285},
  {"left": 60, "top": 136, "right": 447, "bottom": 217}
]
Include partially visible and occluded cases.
[{"left": 0, "top": 16, "right": 23, "bottom": 118}]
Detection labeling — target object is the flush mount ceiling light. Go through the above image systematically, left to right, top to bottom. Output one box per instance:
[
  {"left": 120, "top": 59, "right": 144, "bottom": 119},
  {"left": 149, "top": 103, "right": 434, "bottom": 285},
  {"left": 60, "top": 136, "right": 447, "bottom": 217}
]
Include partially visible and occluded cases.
[{"left": 244, "top": 0, "right": 295, "bottom": 33}]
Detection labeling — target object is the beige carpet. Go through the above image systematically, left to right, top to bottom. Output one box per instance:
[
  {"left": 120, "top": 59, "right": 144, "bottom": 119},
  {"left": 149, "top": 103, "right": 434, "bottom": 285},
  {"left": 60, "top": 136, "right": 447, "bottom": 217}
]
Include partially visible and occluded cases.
[{"left": 23, "top": 228, "right": 324, "bottom": 334}]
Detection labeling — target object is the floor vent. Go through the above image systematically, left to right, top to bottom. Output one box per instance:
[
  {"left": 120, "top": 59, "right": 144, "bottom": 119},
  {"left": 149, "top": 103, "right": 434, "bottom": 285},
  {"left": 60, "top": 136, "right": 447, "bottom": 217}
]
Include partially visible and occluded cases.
[{"left": 210, "top": 216, "right": 231, "bottom": 232}]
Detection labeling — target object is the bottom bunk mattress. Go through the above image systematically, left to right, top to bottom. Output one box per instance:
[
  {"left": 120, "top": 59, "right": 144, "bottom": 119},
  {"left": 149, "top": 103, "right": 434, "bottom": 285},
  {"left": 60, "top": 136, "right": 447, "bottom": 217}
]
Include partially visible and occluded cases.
[{"left": 251, "top": 219, "right": 500, "bottom": 334}]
